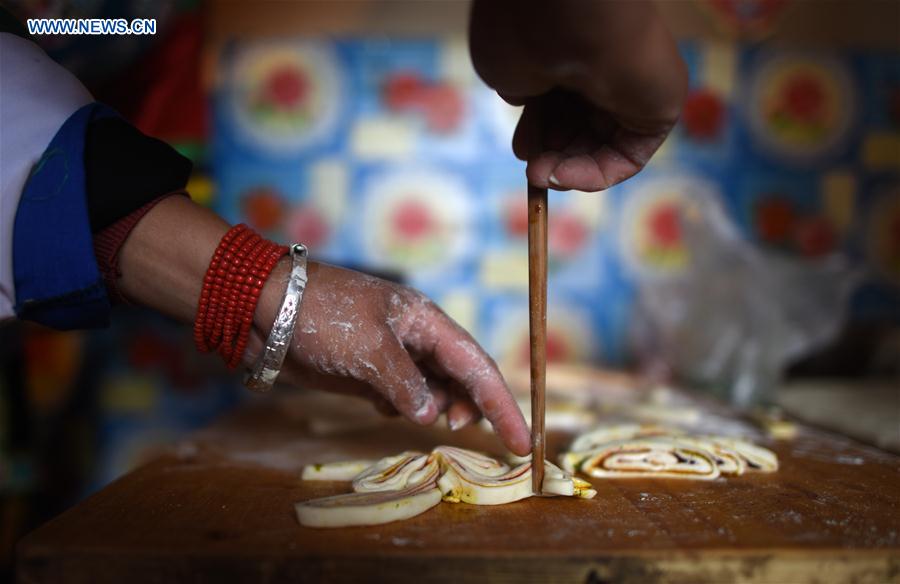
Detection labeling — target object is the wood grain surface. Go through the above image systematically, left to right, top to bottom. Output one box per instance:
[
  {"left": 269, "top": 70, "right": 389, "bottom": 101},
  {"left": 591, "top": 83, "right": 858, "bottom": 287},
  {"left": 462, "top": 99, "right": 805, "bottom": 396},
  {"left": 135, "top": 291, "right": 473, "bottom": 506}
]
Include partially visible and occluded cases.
[{"left": 17, "top": 391, "right": 900, "bottom": 584}]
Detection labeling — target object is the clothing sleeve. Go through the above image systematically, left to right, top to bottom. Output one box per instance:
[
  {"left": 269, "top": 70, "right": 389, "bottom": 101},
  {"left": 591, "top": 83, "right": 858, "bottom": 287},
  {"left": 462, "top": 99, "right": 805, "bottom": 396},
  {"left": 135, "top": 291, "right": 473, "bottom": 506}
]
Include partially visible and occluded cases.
[
  {"left": 0, "top": 30, "right": 193, "bottom": 329},
  {"left": 0, "top": 31, "right": 93, "bottom": 324},
  {"left": 84, "top": 117, "right": 193, "bottom": 232}
]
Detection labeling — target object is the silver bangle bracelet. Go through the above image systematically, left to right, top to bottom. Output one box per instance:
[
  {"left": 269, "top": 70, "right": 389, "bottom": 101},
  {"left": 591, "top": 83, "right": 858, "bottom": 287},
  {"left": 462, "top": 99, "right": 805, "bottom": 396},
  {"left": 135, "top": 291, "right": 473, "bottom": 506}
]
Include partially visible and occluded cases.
[{"left": 244, "top": 243, "right": 309, "bottom": 392}]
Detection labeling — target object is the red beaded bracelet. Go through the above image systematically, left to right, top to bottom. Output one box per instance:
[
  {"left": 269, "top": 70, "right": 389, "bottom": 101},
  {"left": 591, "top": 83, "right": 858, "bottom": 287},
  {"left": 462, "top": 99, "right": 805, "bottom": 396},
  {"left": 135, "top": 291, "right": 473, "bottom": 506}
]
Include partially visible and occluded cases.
[
  {"left": 194, "top": 224, "right": 288, "bottom": 369},
  {"left": 194, "top": 224, "right": 245, "bottom": 352},
  {"left": 215, "top": 229, "right": 259, "bottom": 350},
  {"left": 225, "top": 237, "right": 271, "bottom": 366},
  {"left": 221, "top": 239, "right": 274, "bottom": 366},
  {"left": 228, "top": 242, "right": 285, "bottom": 368}
]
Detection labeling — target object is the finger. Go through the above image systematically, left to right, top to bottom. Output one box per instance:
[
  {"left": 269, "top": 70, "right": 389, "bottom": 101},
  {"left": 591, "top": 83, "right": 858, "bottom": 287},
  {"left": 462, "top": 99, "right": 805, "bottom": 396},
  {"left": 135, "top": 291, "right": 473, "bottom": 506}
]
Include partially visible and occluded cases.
[
  {"left": 549, "top": 90, "right": 596, "bottom": 151},
  {"left": 498, "top": 92, "right": 528, "bottom": 106},
  {"left": 521, "top": 93, "right": 600, "bottom": 190},
  {"left": 511, "top": 100, "right": 543, "bottom": 161},
  {"left": 527, "top": 119, "right": 604, "bottom": 190},
  {"left": 604, "top": 127, "right": 670, "bottom": 180},
  {"left": 546, "top": 128, "right": 670, "bottom": 192},
  {"left": 526, "top": 151, "right": 567, "bottom": 190},
  {"left": 539, "top": 153, "right": 609, "bottom": 192},
  {"left": 399, "top": 306, "right": 531, "bottom": 455},
  {"left": 366, "top": 337, "right": 439, "bottom": 426},
  {"left": 406, "top": 352, "right": 452, "bottom": 415},
  {"left": 416, "top": 359, "right": 481, "bottom": 430},
  {"left": 427, "top": 374, "right": 482, "bottom": 431},
  {"left": 425, "top": 380, "right": 451, "bottom": 414},
  {"left": 372, "top": 395, "right": 400, "bottom": 417},
  {"left": 447, "top": 396, "right": 482, "bottom": 431}
]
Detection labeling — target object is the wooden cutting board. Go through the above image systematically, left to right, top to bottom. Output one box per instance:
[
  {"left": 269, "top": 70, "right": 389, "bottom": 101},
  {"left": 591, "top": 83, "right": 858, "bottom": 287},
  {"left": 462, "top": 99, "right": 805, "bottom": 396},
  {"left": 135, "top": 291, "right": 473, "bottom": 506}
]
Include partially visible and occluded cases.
[{"left": 17, "top": 392, "right": 900, "bottom": 583}]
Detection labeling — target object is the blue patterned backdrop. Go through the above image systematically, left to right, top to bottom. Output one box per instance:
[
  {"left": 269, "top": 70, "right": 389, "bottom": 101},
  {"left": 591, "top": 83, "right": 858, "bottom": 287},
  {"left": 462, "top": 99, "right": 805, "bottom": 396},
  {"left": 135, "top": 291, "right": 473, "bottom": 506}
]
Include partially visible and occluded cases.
[{"left": 212, "top": 37, "right": 900, "bottom": 371}]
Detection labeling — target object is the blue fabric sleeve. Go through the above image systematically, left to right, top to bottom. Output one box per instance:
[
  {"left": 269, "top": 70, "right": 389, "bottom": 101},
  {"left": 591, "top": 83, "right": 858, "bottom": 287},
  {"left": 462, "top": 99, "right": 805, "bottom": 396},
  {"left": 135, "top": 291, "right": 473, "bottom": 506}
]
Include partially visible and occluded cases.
[{"left": 12, "top": 102, "right": 118, "bottom": 330}]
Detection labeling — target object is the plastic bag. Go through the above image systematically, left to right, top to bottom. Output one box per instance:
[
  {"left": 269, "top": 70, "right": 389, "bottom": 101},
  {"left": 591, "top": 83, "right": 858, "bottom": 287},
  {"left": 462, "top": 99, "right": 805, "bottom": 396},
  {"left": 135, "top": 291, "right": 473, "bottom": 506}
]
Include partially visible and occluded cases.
[{"left": 629, "top": 189, "right": 859, "bottom": 408}]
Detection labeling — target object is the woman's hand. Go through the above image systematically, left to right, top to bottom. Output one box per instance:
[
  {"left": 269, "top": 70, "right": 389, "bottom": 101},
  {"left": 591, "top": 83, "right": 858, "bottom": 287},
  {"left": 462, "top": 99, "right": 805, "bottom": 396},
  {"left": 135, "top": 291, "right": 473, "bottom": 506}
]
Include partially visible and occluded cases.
[
  {"left": 469, "top": 0, "right": 688, "bottom": 192},
  {"left": 118, "top": 197, "right": 531, "bottom": 455},
  {"left": 253, "top": 261, "right": 532, "bottom": 456}
]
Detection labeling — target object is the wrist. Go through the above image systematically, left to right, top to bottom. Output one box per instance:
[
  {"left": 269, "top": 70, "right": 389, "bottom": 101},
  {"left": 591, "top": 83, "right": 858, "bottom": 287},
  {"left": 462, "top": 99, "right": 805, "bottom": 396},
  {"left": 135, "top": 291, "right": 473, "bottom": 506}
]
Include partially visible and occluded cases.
[
  {"left": 192, "top": 225, "right": 288, "bottom": 369},
  {"left": 245, "top": 244, "right": 309, "bottom": 390},
  {"left": 253, "top": 255, "right": 293, "bottom": 337}
]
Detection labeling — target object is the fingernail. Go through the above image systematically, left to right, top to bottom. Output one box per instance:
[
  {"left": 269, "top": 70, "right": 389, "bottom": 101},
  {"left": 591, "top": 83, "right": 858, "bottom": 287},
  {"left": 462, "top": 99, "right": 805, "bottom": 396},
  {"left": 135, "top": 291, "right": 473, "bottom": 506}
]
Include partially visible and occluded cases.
[
  {"left": 548, "top": 173, "right": 561, "bottom": 187},
  {"left": 415, "top": 397, "right": 434, "bottom": 422},
  {"left": 449, "top": 412, "right": 473, "bottom": 431}
]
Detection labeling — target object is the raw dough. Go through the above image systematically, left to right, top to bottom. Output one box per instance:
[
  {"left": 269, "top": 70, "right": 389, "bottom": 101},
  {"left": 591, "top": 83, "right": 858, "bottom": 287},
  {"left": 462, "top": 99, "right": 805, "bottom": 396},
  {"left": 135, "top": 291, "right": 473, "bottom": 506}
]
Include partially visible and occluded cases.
[
  {"left": 561, "top": 424, "right": 778, "bottom": 480},
  {"left": 568, "top": 424, "right": 671, "bottom": 452},
  {"left": 563, "top": 436, "right": 721, "bottom": 480},
  {"left": 707, "top": 436, "right": 778, "bottom": 472},
  {"left": 436, "top": 446, "right": 594, "bottom": 504},
  {"left": 296, "top": 447, "right": 595, "bottom": 528},
  {"left": 297, "top": 452, "right": 442, "bottom": 528},
  {"left": 300, "top": 459, "right": 375, "bottom": 481}
]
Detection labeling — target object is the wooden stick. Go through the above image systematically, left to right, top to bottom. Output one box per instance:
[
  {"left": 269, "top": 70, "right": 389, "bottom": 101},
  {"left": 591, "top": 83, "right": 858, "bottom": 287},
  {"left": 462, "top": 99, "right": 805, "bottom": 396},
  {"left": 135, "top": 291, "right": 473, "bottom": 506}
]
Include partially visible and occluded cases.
[{"left": 527, "top": 184, "right": 548, "bottom": 495}]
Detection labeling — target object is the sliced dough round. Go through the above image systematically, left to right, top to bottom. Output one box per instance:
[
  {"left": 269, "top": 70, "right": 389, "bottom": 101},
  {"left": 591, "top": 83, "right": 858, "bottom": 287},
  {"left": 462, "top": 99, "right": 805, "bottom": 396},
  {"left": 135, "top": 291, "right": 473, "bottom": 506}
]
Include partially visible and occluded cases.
[
  {"left": 563, "top": 424, "right": 779, "bottom": 480},
  {"left": 568, "top": 424, "right": 672, "bottom": 453},
  {"left": 674, "top": 436, "right": 746, "bottom": 476},
  {"left": 706, "top": 436, "right": 778, "bottom": 472},
  {"left": 569, "top": 437, "right": 721, "bottom": 480},
  {"left": 297, "top": 446, "right": 596, "bottom": 527},
  {"left": 433, "top": 446, "right": 511, "bottom": 477},
  {"left": 436, "top": 449, "right": 596, "bottom": 505},
  {"left": 352, "top": 451, "right": 436, "bottom": 492},
  {"left": 297, "top": 452, "right": 441, "bottom": 528},
  {"left": 301, "top": 459, "right": 376, "bottom": 481},
  {"left": 437, "top": 460, "right": 531, "bottom": 505},
  {"left": 542, "top": 461, "right": 597, "bottom": 499},
  {"left": 295, "top": 485, "right": 443, "bottom": 528}
]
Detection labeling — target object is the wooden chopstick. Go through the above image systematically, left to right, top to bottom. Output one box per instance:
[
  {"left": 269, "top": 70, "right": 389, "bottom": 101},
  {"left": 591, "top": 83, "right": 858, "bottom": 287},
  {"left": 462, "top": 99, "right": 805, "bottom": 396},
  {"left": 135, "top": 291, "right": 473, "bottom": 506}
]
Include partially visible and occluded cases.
[{"left": 527, "top": 184, "right": 548, "bottom": 494}]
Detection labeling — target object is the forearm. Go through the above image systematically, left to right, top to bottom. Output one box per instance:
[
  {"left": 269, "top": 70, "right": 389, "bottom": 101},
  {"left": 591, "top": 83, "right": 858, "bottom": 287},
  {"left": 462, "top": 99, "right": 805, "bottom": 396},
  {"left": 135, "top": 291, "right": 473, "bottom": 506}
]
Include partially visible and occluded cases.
[{"left": 117, "top": 196, "right": 229, "bottom": 323}]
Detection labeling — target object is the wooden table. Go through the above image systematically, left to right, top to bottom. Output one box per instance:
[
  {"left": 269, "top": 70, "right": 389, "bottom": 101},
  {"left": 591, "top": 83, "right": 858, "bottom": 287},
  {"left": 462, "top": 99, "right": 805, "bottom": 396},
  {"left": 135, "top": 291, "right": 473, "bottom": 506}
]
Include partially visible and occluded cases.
[{"left": 17, "top": 392, "right": 900, "bottom": 583}]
